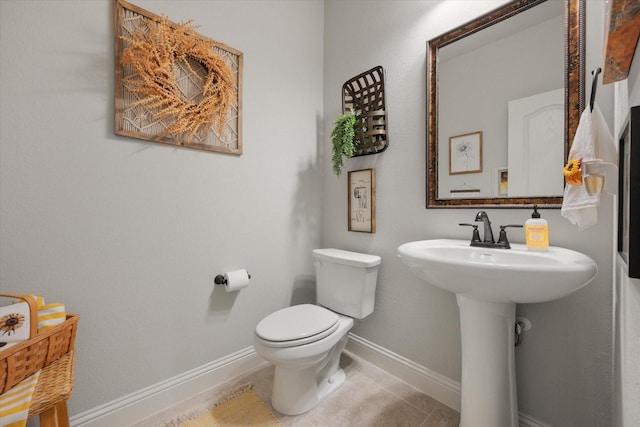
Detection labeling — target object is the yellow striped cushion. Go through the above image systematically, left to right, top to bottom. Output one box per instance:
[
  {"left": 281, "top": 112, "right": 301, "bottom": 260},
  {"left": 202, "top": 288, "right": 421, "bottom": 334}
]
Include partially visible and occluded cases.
[
  {"left": 29, "top": 295, "right": 66, "bottom": 332},
  {"left": 30, "top": 295, "right": 45, "bottom": 308},
  {"left": 37, "top": 303, "right": 66, "bottom": 332},
  {"left": 0, "top": 371, "right": 40, "bottom": 427}
]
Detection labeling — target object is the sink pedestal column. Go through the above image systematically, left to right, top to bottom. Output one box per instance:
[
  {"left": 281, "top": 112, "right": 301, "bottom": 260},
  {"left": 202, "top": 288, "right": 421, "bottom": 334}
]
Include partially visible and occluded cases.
[{"left": 456, "top": 294, "right": 518, "bottom": 427}]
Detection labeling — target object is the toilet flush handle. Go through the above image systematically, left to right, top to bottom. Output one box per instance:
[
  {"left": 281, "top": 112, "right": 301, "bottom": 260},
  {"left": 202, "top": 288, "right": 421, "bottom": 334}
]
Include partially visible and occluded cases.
[{"left": 313, "top": 261, "right": 322, "bottom": 268}]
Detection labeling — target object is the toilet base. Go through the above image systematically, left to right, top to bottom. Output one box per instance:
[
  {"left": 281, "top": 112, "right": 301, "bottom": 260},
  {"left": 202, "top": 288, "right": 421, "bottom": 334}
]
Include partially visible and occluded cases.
[
  {"left": 271, "top": 333, "right": 350, "bottom": 415},
  {"left": 272, "top": 366, "right": 346, "bottom": 415},
  {"left": 317, "top": 367, "right": 346, "bottom": 403}
]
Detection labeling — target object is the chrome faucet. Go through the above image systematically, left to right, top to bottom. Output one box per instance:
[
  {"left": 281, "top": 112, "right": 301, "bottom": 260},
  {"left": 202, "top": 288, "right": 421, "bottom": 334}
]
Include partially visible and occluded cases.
[{"left": 474, "top": 211, "right": 494, "bottom": 243}]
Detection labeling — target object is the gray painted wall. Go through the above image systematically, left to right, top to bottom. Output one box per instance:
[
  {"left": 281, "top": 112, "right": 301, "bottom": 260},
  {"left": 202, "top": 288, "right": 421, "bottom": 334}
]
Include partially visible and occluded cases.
[
  {"left": 0, "top": 0, "right": 619, "bottom": 426},
  {"left": 0, "top": 0, "right": 324, "bottom": 416},
  {"left": 323, "top": 1, "right": 614, "bottom": 426},
  {"left": 614, "top": 21, "right": 640, "bottom": 426}
]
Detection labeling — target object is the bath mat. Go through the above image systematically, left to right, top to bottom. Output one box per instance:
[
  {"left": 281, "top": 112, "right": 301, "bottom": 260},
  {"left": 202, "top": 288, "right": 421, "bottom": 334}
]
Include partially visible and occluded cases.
[{"left": 176, "top": 385, "right": 281, "bottom": 427}]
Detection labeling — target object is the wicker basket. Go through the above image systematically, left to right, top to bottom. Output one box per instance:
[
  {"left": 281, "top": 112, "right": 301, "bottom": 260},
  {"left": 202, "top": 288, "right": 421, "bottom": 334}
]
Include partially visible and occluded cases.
[
  {"left": 342, "top": 65, "right": 389, "bottom": 157},
  {"left": 0, "top": 293, "right": 79, "bottom": 394},
  {"left": 28, "top": 350, "right": 75, "bottom": 419}
]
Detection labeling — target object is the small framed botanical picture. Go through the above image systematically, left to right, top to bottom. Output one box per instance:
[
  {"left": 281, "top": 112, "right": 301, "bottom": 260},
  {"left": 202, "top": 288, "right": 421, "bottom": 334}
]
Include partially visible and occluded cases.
[
  {"left": 449, "top": 131, "right": 482, "bottom": 174},
  {"left": 348, "top": 168, "right": 376, "bottom": 233}
]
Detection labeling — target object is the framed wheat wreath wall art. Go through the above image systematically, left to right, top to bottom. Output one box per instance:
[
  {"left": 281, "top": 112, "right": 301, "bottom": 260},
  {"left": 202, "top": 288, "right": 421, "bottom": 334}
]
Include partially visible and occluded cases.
[{"left": 114, "top": 0, "right": 243, "bottom": 154}]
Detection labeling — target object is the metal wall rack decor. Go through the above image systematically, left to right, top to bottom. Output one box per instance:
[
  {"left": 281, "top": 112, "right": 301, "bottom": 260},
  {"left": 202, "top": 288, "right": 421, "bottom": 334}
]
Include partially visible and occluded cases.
[
  {"left": 114, "top": 0, "right": 243, "bottom": 155},
  {"left": 342, "top": 66, "right": 389, "bottom": 156}
]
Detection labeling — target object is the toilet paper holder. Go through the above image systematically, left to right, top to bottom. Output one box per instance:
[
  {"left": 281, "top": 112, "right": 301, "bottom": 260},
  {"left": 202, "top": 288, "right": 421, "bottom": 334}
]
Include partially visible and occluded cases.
[{"left": 214, "top": 272, "right": 251, "bottom": 285}]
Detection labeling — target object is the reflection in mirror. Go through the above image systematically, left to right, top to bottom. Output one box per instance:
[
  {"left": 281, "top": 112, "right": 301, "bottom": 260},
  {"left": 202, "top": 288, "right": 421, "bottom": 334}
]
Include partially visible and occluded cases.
[{"left": 427, "top": 0, "right": 585, "bottom": 208}]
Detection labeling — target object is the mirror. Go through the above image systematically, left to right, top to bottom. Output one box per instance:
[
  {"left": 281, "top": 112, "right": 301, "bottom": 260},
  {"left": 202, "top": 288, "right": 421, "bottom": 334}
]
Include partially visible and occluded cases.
[{"left": 427, "top": 0, "right": 585, "bottom": 208}]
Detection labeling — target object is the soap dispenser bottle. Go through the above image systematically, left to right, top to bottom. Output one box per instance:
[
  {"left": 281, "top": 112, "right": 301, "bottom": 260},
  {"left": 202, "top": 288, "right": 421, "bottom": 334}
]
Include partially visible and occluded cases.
[{"left": 525, "top": 206, "right": 549, "bottom": 252}]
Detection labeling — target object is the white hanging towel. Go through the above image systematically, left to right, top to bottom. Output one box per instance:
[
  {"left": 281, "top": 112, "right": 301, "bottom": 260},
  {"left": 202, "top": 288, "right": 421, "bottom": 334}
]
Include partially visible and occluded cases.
[{"left": 561, "top": 103, "right": 617, "bottom": 229}]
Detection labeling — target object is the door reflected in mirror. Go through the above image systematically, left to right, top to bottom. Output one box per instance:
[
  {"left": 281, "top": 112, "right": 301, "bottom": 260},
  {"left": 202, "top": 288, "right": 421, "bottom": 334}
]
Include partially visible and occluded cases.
[{"left": 427, "top": 0, "right": 585, "bottom": 208}]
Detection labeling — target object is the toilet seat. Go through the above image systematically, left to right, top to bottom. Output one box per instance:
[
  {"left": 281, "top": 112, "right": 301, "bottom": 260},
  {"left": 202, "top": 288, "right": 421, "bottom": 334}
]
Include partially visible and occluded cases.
[{"left": 256, "top": 304, "right": 339, "bottom": 348}]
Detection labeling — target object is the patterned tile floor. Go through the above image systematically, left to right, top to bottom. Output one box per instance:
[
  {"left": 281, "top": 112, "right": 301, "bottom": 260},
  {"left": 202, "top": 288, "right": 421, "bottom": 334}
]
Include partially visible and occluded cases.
[{"left": 135, "top": 351, "right": 460, "bottom": 427}]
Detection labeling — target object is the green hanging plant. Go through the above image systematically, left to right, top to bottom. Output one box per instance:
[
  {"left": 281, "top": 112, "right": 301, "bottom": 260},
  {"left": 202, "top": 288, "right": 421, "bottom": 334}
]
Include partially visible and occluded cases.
[{"left": 331, "top": 109, "right": 359, "bottom": 177}]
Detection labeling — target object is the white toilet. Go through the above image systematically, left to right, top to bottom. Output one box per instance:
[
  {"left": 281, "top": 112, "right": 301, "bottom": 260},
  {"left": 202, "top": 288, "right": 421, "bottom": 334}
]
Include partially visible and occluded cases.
[{"left": 253, "top": 248, "right": 381, "bottom": 415}]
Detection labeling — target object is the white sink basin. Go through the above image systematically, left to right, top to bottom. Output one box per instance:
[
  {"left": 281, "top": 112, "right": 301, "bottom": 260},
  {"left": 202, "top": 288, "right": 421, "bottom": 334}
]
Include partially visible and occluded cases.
[
  {"left": 397, "top": 238, "right": 598, "bottom": 426},
  {"left": 397, "top": 239, "right": 597, "bottom": 303}
]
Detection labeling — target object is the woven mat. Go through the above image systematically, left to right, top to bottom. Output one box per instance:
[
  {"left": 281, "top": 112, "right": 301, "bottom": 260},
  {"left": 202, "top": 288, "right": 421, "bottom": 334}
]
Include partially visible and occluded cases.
[{"left": 178, "top": 386, "right": 281, "bottom": 427}]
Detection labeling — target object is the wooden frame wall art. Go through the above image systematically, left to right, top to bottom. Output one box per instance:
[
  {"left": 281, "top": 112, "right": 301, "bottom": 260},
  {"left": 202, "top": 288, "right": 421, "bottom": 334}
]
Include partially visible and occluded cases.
[
  {"left": 114, "top": 0, "right": 243, "bottom": 154},
  {"left": 449, "top": 131, "right": 482, "bottom": 175},
  {"left": 494, "top": 166, "right": 509, "bottom": 197},
  {"left": 348, "top": 169, "right": 376, "bottom": 233}
]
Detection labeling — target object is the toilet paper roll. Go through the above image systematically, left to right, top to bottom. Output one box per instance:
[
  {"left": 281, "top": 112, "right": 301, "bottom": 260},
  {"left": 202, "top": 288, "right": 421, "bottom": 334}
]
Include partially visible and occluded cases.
[{"left": 224, "top": 269, "right": 250, "bottom": 292}]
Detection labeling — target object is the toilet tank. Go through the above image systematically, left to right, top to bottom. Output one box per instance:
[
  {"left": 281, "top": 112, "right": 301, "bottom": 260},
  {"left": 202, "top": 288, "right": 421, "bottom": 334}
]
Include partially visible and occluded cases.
[{"left": 312, "top": 249, "right": 381, "bottom": 319}]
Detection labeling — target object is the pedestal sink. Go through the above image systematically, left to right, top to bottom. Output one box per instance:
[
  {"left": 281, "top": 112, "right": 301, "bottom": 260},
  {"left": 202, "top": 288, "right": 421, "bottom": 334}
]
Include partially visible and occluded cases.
[{"left": 397, "top": 239, "right": 597, "bottom": 427}]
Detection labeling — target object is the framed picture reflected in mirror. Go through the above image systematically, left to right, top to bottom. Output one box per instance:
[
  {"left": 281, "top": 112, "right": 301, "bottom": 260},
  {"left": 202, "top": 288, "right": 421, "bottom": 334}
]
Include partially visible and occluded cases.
[{"left": 449, "top": 131, "right": 482, "bottom": 175}]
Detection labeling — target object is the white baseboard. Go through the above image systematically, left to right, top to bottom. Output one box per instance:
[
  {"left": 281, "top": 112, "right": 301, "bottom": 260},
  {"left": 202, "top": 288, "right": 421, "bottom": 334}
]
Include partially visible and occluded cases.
[
  {"left": 345, "top": 333, "right": 462, "bottom": 411},
  {"left": 346, "top": 333, "right": 549, "bottom": 427},
  {"left": 70, "top": 334, "right": 549, "bottom": 427},
  {"left": 69, "top": 347, "right": 266, "bottom": 427},
  {"left": 519, "top": 412, "right": 551, "bottom": 427}
]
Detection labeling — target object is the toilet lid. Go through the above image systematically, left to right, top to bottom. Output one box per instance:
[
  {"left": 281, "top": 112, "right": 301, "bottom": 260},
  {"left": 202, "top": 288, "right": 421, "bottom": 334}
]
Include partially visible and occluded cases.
[{"left": 256, "top": 304, "right": 339, "bottom": 344}]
